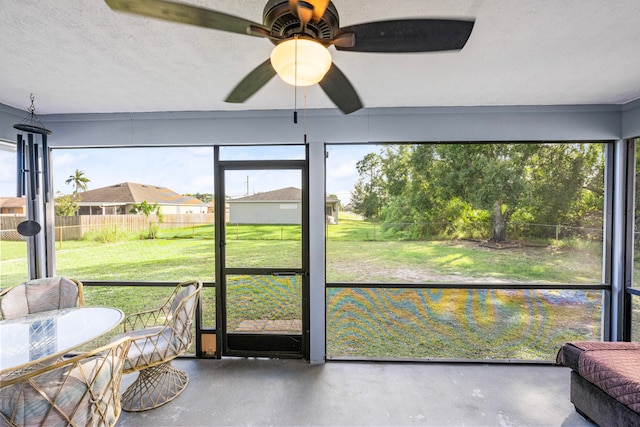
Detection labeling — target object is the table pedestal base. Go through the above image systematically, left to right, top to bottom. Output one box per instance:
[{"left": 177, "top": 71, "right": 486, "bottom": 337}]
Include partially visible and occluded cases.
[{"left": 121, "top": 362, "right": 189, "bottom": 412}]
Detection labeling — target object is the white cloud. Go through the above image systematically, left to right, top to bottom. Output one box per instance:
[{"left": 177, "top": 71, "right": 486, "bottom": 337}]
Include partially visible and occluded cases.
[{"left": 326, "top": 144, "right": 380, "bottom": 204}]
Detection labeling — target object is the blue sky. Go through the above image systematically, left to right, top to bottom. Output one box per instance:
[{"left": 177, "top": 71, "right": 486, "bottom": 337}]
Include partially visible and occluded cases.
[{"left": 0, "top": 144, "right": 378, "bottom": 204}]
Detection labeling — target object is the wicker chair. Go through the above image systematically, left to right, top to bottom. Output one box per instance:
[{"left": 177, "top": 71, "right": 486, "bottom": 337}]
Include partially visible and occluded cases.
[
  {"left": 0, "top": 277, "right": 85, "bottom": 320},
  {"left": 113, "top": 280, "right": 202, "bottom": 412},
  {"left": 0, "top": 337, "right": 130, "bottom": 427}
]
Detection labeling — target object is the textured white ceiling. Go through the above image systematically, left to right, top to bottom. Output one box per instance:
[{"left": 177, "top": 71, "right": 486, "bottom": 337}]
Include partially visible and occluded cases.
[{"left": 1, "top": 0, "right": 640, "bottom": 115}]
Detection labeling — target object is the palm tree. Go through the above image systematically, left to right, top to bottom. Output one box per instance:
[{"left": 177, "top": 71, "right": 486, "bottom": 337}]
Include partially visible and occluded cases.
[{"left": 65, "top": 169, "right": 90, "bottom": 194}]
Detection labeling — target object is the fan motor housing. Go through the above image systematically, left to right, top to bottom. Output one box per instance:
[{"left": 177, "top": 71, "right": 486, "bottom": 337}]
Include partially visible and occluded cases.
[{"left": 263, "top": 0, "right": 339, "bottom": 44}]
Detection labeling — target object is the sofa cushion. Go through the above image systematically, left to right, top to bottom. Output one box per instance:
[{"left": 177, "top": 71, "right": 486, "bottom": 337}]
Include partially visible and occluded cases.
[
  {"left": 557, "top": 341, "right": 640, "bottom": 371},
  {"left": 558, "top": 341, "right": 640, "bottom": 414},
  {"left": 579, "top": 348, "right": 640, "bottom": 413}
]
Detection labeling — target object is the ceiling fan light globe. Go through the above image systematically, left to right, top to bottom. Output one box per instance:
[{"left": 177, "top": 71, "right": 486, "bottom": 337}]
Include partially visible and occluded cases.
[{"left": 270, "top": 38, "right": 332, "bottom": 87}]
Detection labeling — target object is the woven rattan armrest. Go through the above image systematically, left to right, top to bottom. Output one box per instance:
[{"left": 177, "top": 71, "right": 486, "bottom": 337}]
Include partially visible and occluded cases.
[{"left": 123, "top": 304, "right": 171, "bottom": 331}]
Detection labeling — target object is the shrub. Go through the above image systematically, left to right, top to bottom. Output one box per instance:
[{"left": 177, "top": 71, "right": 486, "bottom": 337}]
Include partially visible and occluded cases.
[
  {"left": 139, "top": 223, "right": 159, "bottom": 240},
  {"left": 84, "top": 226, "right": 122, "bottom": 243}
]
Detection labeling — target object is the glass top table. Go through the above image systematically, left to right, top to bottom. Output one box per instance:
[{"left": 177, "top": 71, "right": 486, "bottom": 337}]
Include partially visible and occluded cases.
[{"left": 0, "top": 307, "right": 124, "bottom": 375}]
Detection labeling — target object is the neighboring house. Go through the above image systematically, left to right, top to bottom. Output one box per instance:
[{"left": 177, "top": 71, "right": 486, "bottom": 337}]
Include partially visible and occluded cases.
[
  {"left": 74, "top": 182, "right": 207, "bottom": 215},
  {"left": 228, "top": 187, "right": 339, "bottom": 225},
  {"left": 325, "top": 195, "right": 340, "bottom": 224},
  {"left": 0, "top": 197, "right": 26, "bottom": 214}
]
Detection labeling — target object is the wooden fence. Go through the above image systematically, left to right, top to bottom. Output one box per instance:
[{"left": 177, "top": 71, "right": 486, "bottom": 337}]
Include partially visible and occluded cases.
[
  {"left": 1, "top": 214, "right": 215, "bottom": 241},
  {"left": 0, "top": 216, "right": 24, "bottom": 241}
]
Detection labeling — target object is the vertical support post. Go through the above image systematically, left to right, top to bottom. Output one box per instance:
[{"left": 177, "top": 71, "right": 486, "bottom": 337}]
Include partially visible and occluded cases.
[
  {"left": 42, "top": 136, "right": 56, "bottom": 276},
  {"left": 610, "top": 139, "right": 629, "bottom": 341},
  {"left": 622, "top": 139, "right": 636, "bottom": 341},
  {"left": 308, "top": 140, "right": 326, "bottom": 363},
  {"left": 602, "top": 143, "right": 614, "bottom": 341},
  {"left": 213, "top": 146, "right": 223, "bottom": 359}
]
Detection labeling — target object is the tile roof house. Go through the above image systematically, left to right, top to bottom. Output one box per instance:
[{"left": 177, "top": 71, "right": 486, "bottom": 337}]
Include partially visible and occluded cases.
[
  {"left": 74, "top": 182, "right": 207, "bottom": 215},
  {"left": 228, "top": 187, "right": 339, "bottom": 224}
]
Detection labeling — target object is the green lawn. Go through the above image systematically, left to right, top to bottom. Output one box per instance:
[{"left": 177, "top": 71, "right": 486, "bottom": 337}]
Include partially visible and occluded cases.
[
  {"left": 0, "top": 219, "right": 609, "bottom": 360},
  {"left": 1, "top": 229, "right": 602, "bottom": 286},
  {"left": 327, "top": 239, "right": 602, "bottom": 284}
]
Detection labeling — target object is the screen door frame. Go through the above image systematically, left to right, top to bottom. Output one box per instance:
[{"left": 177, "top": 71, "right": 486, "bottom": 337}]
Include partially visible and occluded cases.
[{"left": 214, "top": 146, "right": 310, "bottom": 359}]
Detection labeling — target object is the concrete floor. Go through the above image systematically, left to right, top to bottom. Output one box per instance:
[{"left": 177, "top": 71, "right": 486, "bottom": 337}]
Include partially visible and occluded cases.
[{"left": 116, "top": 358, "right": 596, "bottom": 427}]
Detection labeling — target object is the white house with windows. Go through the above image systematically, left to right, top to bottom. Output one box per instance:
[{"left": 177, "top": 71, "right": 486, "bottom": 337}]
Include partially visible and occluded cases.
[{"left": 228, "top": 187, "right": 339, "bottom": 224}]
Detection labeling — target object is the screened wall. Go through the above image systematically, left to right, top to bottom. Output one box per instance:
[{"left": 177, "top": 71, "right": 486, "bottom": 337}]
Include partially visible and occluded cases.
[
  {"left": 1, "top": 103, "right": 639, "bottom": 363},
  {"left": 325, "top": 142, "right": 607, "bottom": 361}
]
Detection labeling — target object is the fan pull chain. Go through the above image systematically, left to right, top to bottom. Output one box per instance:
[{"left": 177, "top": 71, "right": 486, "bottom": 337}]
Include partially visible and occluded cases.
[{"left": 293, "top": 35, "right": 298, "bottom": 124}]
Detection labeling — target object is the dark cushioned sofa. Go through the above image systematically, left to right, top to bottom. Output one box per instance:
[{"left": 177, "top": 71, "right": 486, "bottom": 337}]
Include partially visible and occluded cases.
[{"left": 556, "top": 341, "right": 640, "bottom": 426}]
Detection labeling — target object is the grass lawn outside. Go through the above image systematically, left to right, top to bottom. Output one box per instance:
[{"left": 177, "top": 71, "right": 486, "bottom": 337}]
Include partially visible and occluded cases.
[
  {"left": 0, "top": 218, "right": 611, "bottom": 360},
  {"left": 326, "top": 287, "right": 602, "bottom": 360}
]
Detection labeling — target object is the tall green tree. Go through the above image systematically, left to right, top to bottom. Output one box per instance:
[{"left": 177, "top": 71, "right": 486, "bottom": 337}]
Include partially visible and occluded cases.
[
  {"left": 354, "top": 143, "right": 604, "bottom": 242},
  {"left": 521, "top": 143, "right": 604, "bottom": 228},
  {"left": 427, "top": 144, "right": 536, "bottom": 241},
  {"left": 379, "top": 145, "right": 436, "bottom": 238},
  {"left": 350, "top": 152, "right": 385, "bottom": 220},
  {"left": 65, "top": 169, "right": 90, "bottom": 194}
]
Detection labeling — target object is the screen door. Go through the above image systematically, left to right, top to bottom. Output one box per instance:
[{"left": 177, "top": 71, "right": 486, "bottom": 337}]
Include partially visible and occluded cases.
[{"left": 215, "top": 152, "right": 309, "bottom": 358}]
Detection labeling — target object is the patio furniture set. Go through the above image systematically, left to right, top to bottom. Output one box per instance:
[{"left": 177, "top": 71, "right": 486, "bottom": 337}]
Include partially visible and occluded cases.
[
  {"left": 3, "top": 276, "right": 640, "bottom": 426},
  {"left": 0, "top": 277, "right": 202, "bottom": 426}
]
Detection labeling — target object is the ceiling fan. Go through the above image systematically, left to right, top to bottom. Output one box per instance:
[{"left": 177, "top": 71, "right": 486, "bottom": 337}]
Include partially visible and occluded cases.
[{"left": 105, "top": 0, "right": 475, "bottom": 114}]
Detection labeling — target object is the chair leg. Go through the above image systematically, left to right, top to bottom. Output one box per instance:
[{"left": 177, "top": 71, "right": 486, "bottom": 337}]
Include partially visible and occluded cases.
[{"left": 121, "top": 361, "right": 189, "bottom": 412}]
